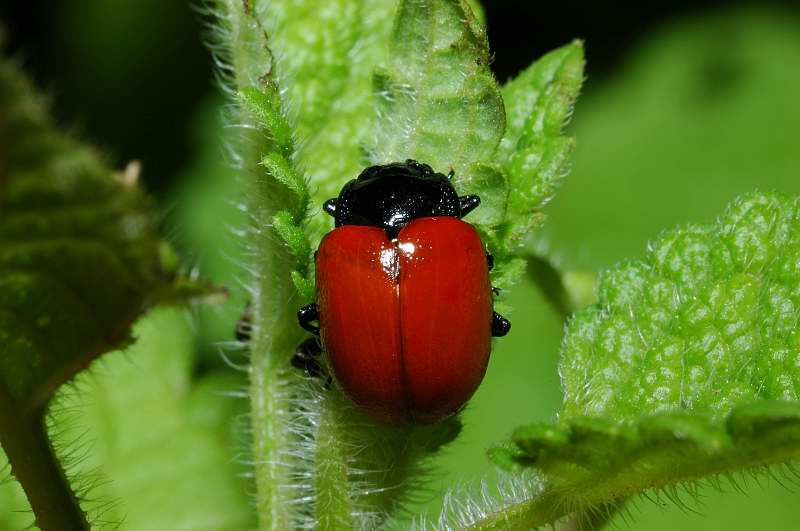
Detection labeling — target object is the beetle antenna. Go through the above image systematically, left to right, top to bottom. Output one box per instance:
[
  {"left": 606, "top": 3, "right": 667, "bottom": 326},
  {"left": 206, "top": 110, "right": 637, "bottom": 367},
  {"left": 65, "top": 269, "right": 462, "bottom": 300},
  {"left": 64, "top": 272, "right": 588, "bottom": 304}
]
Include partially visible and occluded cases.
[
  {"left": 459, "top": 195, "right": 481, "bottom": 217},
  {"left": 323, "top": 199, "right": 337, "bottom": 217}
]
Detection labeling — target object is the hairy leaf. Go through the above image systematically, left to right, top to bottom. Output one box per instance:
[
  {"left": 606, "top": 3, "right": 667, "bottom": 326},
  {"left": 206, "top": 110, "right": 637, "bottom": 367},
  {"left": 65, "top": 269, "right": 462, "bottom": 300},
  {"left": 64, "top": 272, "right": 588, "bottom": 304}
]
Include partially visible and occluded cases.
[
  {"left": 216, "top": 0, "right": 585, "bottom": 529},
  {"left": 258, "top": 0, "right": 397, "bottom": 235},
  {"left": 369, "top": 0, "right": 504, "bottom": 178},
  {"left": 490, "top": 41, "right": 584, "bottom": 291},
  {"left": 497, "top": 42, "right": 583, "bottom": 218},
  {"left": 0, "top": 59, "right": 181, "bottom": 527},
  {"left": 0, "top": 65, "right": 175, "bottom": 410},
  {"left": 476, "top": 192, "right": 800, "bottom": 529},
  {"left": 560, "top": 192, "right": 800, "bottom": 419},
  {"left": 62, "top": 309, "right": 253, "bottom": 530},
  {"left": 2, "top": 310, "right": 253, "bottom": 530}
]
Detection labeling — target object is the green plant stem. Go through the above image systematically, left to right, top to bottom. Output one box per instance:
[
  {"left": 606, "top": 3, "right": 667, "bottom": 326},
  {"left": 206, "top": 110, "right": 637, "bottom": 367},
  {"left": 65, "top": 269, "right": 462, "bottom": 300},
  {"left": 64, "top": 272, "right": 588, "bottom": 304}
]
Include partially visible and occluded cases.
[
  {"left": 219, "top": 4, "right": 308, "bottom": 525},
  {"left": 246, "top": 150, "right": 307, "bottom": 529},
  {"left": 249, "top": 356, "right": 292, "bottom": 530},
  {"left": 314, "top": 393, "right": 355, "bottom": 530},
  {"left": 0, "top": 394, "right": 87, "bottom": 530},
  {"left": 472, "top": 425, "right": 800, "bottom": 530},
  {"left": 463, "top": 490, "right": 626, "bottom": 531},
  {"left": 559, "top": 499, "right": 627, "bottom": 531}
]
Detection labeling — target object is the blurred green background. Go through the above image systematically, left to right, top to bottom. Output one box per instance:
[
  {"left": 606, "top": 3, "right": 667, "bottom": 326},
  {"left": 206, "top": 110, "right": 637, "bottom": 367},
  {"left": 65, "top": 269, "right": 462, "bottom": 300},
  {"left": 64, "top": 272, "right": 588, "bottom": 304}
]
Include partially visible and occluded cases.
[{"left": 2, "top": 1, "right": 800, "bottom": 529}]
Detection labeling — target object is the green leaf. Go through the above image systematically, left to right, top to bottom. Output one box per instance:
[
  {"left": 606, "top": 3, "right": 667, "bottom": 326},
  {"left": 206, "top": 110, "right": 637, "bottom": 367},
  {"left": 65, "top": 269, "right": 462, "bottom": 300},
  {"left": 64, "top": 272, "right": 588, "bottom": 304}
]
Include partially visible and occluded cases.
[
  {"left": 261, "top": 0, "right": 398, "bottom": 222},
  {"left": 368, "top": 0, "right": 505, "bottom": 177},
  {"left": 215, "top": 1, "right": 585, "bottom": 529},
  {"left": 494, "top": 41, "right": 584, "bottom": 258},
  {"left": 497, "top": 41, "right": 583, "bottom": 213},
  {"left": 0, "top": 59, "right": 181, "bottom": 528},
  {"left": 0, "top": 62, "right": 178, "bottom": 411},
  {"left": 239, "top": 87, "right": 294, "bottom": 158},
  {"left": 261, "top": 153, "right": 308, "bottom": 218},
  {"left": 471, "top": 192, "right": 800, "bottom": 529},
  {"left": 560, "top": 192, "right": 800, "bottom": 420},
  {"left": 272, "top": 210, "right": 312, "bottom": 264},
  {"left": 290, "top": 270, "right": 315, "bottom": 303},
  {"left": 2, "top": 309, "right": 254, "bottom": 530},
  {"left": 55, "top": 309, "right": 253, "bottom": 530}
]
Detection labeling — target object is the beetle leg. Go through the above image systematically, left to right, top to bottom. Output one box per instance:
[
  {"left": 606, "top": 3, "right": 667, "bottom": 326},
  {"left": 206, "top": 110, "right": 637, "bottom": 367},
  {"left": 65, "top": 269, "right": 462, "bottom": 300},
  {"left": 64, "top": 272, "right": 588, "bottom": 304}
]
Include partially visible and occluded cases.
[
  {"left": 447, "top": 168, "right": 455, "bottom": 180},
  {"left": 459, "top": 195, "right": 481, "bottom": 217},
  {"left": 323, "top": 198, "right": 337, "bottom": 217},
  {"left": 486, "top": 252, "right": 494, "bottom": 271},
  {"left": 235, "top": 300, "right": 253, "bottom": 342},
  {"left": 298, "top": 303, "right": 320, "bottom": 335},
  {"left": 491, "top": 311, "right": 511, "bottom": 337},
  {"left": 294, "top": 337, "right": 322, "bottom": 358},
  {"left": 291, "top": 338, "right": 331, "bottom": 389}
]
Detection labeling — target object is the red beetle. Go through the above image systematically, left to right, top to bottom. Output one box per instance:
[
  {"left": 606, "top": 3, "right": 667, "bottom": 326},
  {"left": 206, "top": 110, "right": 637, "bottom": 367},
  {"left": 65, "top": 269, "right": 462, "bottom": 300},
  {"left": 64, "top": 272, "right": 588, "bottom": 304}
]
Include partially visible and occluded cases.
[{"left": 297, "top": 160, "right": 510, "bottom": 424}]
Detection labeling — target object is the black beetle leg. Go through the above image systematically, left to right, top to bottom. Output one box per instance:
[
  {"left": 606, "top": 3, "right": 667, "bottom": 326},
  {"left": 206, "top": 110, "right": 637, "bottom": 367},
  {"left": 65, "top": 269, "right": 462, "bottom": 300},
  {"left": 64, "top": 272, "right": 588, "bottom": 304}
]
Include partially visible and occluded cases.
[
  {"left": 447, "top": 168, "right": 455, "bottom": 180},
  {"left": 459, "top": 195, "right": 481, "bottom": 217},
  {"left": 323, "top": 198, "right": 337, "bottom": 217},
  {"left": 486, "top": 252, "right": 494, "bottom": 271},
  {"left": 235, "top": 300, "right": 253, "bottom": 342},
  {"left": 298, "top": 303, "right": 320, "bottom": 335},
  {"left": 491, "top": 311, "right": 511, "bottom": 337},
  {"left": 291, "top": 338, "right": 332, "bottom": 389}
]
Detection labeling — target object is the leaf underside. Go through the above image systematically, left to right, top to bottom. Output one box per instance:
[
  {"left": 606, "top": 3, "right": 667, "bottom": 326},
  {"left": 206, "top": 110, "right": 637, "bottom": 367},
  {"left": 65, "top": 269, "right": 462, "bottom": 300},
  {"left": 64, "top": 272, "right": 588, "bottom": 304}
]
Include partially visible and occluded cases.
[
  {"left": 0, "top": 57, "right": 180, "bottom": 528},
  {"left": 0, "top": 61, "right": 176, "bottom": 413}
]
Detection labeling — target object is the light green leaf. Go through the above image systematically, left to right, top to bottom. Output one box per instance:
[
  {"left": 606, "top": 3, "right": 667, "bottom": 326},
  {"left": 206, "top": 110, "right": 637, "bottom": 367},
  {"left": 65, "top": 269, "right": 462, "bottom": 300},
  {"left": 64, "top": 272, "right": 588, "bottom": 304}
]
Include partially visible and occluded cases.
[
  {"left": 259, "top": 0, "right": 398, "bottom": 219},
  {"left": 369, "top": 0, "right": 505, "bottom": 178},
  {"left": 216, "top": 1, "right": 585, "bottom": 529},
  {"left": 494, "top": 41, "right": 584, "bottom": 257},
  {"left": 498, "top": 41, "right": 583, "bottom": 211},
  {"left": 239, "top": 87, "right": 294, "bottom": 158},
  {"left": 261, "top": 153, "right": 308, "bottom": 217},
  {"left": 475, "top": 192, "right": 800, "bottom": 530},
  {"left": 560, "top": 192, "right": 800, "bottom": 419},
  {"left": 272, "top": 210, "right": 311, "bottom": 264},
  {"left": 290, "top": 270, "right": 315, "bottom": 303},
  {"left": 56, "top": 309, "right": 253, "bottom": 530},
  {"left": 2, "top": 310, "right": 254, "bottom": 530}
]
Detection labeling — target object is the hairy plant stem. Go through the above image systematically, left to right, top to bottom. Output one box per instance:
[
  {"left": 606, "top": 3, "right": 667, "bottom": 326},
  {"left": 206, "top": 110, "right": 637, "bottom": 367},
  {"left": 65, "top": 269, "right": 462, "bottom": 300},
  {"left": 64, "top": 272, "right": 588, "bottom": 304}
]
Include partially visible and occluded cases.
[
  {"left": 219, "top": 3, "right": 308, "bottom": 526},
  {"left": 245, "top": 143, "right": 306, "bottom": 529},
  {"left": 249, "top": 350, "right": 293, "bottom": 530},
  {"left": 314, "top": 392, "right": 356, "bottom": 530},
  {"left": 0, "top": 393, "right": 86, "bottom": 530},
  {"left": 471, "top": 429, "right": 800, "bottom": 530},
  {"left": 559, "top": 500, "right": 627, "bottom": 531}
]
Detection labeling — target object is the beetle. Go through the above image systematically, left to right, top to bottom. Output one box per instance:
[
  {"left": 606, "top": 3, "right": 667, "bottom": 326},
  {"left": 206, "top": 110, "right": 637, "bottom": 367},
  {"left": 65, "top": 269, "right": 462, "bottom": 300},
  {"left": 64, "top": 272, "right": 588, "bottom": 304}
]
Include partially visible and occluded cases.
[{"left": 297, "top": 160, "right": 510, "bottom": 424}]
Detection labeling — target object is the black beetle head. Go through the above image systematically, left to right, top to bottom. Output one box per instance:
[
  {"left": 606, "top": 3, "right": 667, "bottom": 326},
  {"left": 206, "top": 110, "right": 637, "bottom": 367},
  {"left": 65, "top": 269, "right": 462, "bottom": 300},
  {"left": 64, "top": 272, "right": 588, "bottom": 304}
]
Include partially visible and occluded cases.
[{"left": 325, "top": 160, "right": 479, "bottom": 238}]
